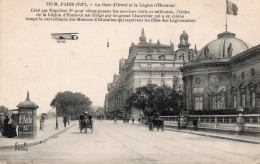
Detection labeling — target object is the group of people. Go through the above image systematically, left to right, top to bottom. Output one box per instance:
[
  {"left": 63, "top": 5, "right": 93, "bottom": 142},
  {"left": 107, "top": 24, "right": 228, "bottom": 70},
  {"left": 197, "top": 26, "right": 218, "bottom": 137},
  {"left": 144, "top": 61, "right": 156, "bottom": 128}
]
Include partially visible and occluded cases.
[
  {"left": 0, "top": 114, "right": 17, "bottom": 138},
  {"left": 121, "top": 117, "right": 141, "bottom": 124}
]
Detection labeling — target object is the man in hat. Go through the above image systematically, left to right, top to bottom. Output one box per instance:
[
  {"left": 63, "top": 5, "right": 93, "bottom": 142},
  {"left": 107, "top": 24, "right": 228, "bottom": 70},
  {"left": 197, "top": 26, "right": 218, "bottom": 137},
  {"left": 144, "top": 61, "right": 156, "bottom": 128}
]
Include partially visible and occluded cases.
[{"left": 63, "top": 115, "right": 68, "bottom": 128}]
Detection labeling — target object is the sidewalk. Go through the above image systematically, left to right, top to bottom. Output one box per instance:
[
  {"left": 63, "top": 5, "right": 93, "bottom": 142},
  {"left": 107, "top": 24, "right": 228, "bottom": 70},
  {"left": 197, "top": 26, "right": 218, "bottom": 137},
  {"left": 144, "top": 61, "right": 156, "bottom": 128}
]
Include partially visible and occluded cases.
[
  {"left": 0, "top": 118, "right": 76, "bottom": 149},
  {"left": 131, "top": 121, "right": 260, "bottom": 144}
]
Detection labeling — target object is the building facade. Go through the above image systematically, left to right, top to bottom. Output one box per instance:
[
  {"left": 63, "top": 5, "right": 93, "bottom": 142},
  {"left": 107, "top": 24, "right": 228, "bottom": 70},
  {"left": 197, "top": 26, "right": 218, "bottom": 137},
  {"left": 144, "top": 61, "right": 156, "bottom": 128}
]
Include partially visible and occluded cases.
[
  {"left": 106, "top": 29, "right": 196, "bottom": 118},
  {"left": 181, "top": 31, "right": 260, "bottom": 112}
]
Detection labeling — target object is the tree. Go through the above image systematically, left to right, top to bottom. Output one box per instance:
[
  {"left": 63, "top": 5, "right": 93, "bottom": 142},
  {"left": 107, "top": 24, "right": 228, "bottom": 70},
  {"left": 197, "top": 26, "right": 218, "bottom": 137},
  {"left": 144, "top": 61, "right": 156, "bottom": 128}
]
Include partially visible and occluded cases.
[
  {"left": 126, "top": 84, "right": 183, "bottom": 116},
  {"left": 126, "top": 84, "right": 158, "bottom": 116},
  {"left": 154, "top": 85, "right": 183, "bottom": 114},
  {"left": 50, "top": 91, "right": 92, "bottom": 118},
  {"left": 0, "top": 105, "right": 9, "bottom": 114},
  {"left": 46, "top": 110, "right": 56, "bottom": 117}
]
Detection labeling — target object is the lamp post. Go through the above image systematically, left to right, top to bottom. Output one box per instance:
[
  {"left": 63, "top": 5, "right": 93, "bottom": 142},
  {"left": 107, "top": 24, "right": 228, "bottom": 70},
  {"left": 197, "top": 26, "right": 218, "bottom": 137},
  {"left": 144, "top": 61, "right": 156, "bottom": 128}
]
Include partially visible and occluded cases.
[
  {"left": 177, "top": 100, "right": 182, "bottom": 130},
  {"left": 55, "top": 103, "right": 59, "bottom": 130},
  {"left": 67, "top": 106, "right": 71, "bottom": 125},
  {"left": 177, "top": 110, "right": 180, "bottom": 130}
]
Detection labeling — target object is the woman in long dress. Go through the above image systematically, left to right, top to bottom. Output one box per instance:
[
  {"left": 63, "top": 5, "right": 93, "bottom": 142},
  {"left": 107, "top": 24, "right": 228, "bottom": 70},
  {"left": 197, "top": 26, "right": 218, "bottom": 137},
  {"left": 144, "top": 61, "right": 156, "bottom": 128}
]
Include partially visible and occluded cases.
[
  {"left": 3, "top": 115, "right": 9, "bottom": 137},
  {"left": 7, "top": 115, "right": 17, "bottom": 138}
]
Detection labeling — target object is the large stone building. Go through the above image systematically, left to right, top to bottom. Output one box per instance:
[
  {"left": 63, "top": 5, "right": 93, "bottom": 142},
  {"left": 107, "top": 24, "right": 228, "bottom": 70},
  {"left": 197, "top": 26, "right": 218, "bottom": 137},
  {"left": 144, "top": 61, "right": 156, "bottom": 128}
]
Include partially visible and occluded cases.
[
  {"left": 105, "top": 29, "right": 196, "bottom": 118},
  {"left": 181, "top": 31, "right": 260, "bottom": 112}
]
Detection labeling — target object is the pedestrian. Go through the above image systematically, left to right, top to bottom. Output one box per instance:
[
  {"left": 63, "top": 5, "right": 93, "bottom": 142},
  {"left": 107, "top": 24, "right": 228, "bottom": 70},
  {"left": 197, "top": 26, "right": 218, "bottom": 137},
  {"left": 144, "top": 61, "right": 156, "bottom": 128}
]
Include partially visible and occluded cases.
[
  {"left": 0, "top": 113, "right": 4, "bottom": 136},
  {"left": 79, "top": 114, "right": 85, "bottom": 133},
  {"left": 3, "top": 115, "right": 9, "bottom": 137},
  {"left": 7, "top": 115, "right": 17, "bottom": 138},
  {"left": 40, "top": 115, "right": 45, "bottom": 131},
  {"left": 63, "top": 115, "right": 67, "bottom": 128},
  {"left": 114, "top": 116, "right": 117, "bottom": 124},
  {"left": 132, "top": 118, "right": 135, "bottom": 124},
  {"left": 138, "top": 118, "right": 141, "bottom": 124},
  {"left": 193, "top": 119, "right": 198, "bottom": 130}
]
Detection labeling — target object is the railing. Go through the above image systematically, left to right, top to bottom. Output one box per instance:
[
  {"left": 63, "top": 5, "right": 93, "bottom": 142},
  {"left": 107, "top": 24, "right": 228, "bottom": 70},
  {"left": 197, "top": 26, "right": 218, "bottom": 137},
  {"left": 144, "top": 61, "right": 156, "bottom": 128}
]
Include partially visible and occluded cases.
[
  {"left": 133, "top": 67, "right": 175, "bottom": 71},
  {"left": 160, "top": 114, "right": 260, "bottom": 133}
]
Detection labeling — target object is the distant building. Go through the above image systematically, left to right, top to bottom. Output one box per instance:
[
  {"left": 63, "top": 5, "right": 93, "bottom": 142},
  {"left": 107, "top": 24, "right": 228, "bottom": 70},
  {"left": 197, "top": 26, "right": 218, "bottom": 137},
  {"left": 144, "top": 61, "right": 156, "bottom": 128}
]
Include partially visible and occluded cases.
[
  {"left": 106, "top": 29, "right": 196, "bottom": 118},
  {"left": 181, "top": 31, "right": 260, "bottom": 112}
]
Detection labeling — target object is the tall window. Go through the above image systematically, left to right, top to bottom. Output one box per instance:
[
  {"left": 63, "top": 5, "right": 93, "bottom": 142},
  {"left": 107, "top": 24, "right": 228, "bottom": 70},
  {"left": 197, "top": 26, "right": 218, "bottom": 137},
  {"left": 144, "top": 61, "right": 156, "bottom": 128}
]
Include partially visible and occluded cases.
[
  {"left": 148, "top": 72, "right": 152, "bottom": 77},
  {"left": 161, "top": 73, "right": 165, "bottom": 77},
  {"left": 251, "top": 92, "right": 256, "bottom": 108},
  {"left": 241, "top": 93, "right": 246, "bottom": 108},
  {"left": 233, "top": 94, "right": 237, "bottom": 108},
  {"left": 213, "top": 95, "right": 225, "bottom": 109},
  {"left": 195, "top": 96, "right": 203, "bottom": 110}
]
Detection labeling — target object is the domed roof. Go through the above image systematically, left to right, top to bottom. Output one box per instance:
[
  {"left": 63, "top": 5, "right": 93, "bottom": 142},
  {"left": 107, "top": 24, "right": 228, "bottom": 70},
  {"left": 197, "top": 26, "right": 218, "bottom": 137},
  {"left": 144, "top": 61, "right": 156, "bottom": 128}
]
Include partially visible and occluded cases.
[
  {"left": 180, "top": 31, "right": 188, "bottom": 38},
  {"left": 195, "top": 32, "right": 252, "bottom": 61},
  {"left": 17, "top": 92, "right": 38, "bottom": 109}
]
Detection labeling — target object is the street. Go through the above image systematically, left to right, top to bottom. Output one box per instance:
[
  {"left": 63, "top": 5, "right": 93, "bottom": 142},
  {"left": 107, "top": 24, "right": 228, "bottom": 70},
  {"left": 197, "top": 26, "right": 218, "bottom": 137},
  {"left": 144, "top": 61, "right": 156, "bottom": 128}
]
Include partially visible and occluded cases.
[{"left": 1, "top": 120, "right": 260, "bottom": 164}]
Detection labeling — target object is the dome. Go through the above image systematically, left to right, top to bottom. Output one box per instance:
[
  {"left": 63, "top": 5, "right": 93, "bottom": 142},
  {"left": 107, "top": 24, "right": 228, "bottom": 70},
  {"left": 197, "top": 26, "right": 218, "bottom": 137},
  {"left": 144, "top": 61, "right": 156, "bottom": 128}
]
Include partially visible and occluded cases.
[
  {"left": 180, "top": 31, "right": 188, "bottom": 38},
  {"left": 195, "top": 32, "right": 252, "bottom": 61},
  {"left": 17, "top": 92, "right": 38, "bottom": 109}
]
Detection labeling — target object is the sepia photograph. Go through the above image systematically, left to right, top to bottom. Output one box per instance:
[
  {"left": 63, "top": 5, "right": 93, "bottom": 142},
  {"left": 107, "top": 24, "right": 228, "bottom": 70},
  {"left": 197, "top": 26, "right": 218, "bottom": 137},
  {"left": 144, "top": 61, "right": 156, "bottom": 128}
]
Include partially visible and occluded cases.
[{"left": 0, "top": 0, "right": 260, "bottom": 163}]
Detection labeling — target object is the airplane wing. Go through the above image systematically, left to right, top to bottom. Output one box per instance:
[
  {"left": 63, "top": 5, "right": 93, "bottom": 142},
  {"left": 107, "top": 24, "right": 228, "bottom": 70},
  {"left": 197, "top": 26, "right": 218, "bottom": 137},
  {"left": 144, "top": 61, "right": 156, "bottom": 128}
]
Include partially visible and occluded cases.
[{"left": 51, "top": 33, "right": 79, "bottom": 35}]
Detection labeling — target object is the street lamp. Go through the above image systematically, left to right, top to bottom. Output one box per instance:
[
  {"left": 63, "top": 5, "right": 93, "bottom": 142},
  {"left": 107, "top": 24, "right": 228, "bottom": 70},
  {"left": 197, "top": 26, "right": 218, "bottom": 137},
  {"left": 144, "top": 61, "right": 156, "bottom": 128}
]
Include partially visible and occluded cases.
[
  {"left": 177, "top": 100, "right": 182, "bottom": 130},
  {"left": 55, "top": 103, "right": 59, "bottom": 130}
]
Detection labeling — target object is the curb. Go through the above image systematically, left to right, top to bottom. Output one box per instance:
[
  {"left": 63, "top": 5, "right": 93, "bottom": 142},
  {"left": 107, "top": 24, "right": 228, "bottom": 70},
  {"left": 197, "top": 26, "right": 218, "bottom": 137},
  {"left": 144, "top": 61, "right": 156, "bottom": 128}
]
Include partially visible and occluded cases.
[
  {"left": 0, "top": 123, "right": 76, "bottom": 150},
  {"left": 131, "top": 123, "right": 260, "bottom": 144},
  {"left": 164, "top": 127, "right": 260, "bottom": 144}
]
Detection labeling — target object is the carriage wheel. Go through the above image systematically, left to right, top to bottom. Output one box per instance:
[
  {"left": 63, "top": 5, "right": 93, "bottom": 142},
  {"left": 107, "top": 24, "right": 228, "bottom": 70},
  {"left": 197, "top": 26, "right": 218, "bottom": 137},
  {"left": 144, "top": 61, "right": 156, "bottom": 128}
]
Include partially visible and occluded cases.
[{"left": 162, "top": 125, "right": 164, "bottom": 132}]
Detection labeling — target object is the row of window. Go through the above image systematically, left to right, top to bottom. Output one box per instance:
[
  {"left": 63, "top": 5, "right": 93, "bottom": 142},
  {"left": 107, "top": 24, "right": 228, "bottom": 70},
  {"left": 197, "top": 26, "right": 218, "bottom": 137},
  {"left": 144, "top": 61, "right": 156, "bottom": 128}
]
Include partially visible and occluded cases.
[
  {"left": 146, "top": 55, "right": 166, "bottom": 60},
  {"left": 135, "top": 63, "right": 183, "bottom": 68},
  {"left": 232, "top": 68, "right": 255, "bottom": 81},
  {"left": 147, "top": 72, "right": 165, "bottom": 77},
  {"left": 147, "top": 79, "right": 166, "bottom": 85},
  {"left": 187, "top": 91, "right": 256, "bottom": 111},
  {"left": 233, "top": 92, "right": 256, "bottom": 108}
]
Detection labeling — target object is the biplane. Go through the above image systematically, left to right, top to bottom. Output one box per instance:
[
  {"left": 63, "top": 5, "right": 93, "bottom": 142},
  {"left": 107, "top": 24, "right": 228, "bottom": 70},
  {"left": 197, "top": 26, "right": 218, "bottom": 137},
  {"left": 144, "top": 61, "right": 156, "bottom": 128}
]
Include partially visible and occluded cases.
[{"left": 51, "top": 33, "right": 79, "bottom": 43}]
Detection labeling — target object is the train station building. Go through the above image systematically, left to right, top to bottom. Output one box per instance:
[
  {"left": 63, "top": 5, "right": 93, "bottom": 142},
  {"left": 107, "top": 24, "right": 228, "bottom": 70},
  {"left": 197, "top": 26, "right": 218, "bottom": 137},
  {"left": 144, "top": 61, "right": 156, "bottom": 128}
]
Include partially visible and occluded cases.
[{"left": 105, "top": 29, "right": 197, "bottom": 118}]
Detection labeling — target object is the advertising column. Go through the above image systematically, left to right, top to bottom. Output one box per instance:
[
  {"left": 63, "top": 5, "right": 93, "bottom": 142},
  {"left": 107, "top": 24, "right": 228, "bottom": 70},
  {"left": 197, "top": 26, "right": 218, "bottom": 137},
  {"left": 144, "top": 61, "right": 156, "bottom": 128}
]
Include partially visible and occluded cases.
[{"left": 17, "top": 92, "right": 38, "bottom": 139}]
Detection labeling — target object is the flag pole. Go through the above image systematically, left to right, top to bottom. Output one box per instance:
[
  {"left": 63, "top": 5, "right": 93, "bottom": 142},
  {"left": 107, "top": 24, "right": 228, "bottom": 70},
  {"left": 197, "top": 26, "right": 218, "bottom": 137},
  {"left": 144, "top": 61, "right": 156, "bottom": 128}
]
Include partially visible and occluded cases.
[{"left": 225, "top": 0, "right": 228, "bottom": 32}]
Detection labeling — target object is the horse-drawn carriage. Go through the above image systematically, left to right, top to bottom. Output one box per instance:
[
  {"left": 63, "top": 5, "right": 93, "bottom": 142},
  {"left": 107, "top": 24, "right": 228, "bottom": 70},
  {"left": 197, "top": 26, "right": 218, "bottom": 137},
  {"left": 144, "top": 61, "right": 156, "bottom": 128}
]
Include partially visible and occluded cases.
[
  {"left": 79, "top": 114, "right": 93, "bottom": 133},
  {"left": 148, "top": 118, "right": 164, "bottom": 132}
]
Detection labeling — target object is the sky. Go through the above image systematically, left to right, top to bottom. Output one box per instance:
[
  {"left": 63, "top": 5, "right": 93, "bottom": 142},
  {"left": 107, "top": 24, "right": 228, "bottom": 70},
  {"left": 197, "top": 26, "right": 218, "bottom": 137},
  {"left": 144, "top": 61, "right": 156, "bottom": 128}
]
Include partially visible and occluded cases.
[{"left": 0, "top": 0, "right": 260, "bottom": 114}]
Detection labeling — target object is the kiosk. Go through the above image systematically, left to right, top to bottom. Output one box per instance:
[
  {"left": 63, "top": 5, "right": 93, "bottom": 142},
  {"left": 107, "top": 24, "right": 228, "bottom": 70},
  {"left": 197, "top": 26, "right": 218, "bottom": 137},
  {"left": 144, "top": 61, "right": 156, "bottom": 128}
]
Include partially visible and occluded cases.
[{"left": 17, "top": 92, "right": 38, "bottom": 138}]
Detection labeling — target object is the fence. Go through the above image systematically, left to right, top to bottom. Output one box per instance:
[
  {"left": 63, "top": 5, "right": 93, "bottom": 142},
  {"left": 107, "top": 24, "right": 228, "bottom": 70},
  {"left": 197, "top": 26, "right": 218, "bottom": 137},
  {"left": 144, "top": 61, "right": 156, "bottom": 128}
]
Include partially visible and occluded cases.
[{"left": 160, "top": 114, "right": 260, "bottom": 134}]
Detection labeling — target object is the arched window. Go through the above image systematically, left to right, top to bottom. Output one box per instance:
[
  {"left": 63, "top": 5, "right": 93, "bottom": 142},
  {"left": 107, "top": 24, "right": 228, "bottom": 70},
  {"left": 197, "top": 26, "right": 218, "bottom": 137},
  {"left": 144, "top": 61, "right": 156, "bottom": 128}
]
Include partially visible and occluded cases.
[
  {"left": 159, "top": 55, "right": 166, "bottom": 60},
  {"left": 212, "top": 95, "right": 225, "bottom": 109}
]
